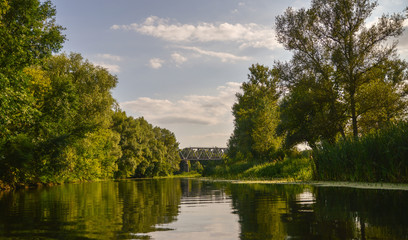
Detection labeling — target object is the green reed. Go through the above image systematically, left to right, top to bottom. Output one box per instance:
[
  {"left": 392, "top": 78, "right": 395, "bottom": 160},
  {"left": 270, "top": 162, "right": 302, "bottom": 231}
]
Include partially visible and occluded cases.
[{"left": 313, "top": 122, "right": 408, "bottom": 183}]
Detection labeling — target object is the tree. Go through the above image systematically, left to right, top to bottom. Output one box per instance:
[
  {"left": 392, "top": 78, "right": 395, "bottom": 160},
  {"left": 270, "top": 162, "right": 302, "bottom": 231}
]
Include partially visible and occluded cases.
[
  {"left": 0, "top": 0, "right": 65, "bottom": 73},
  {"left": 0, "top": 0, "right": 65, "bottom": 180},
  {"left": 275, "top": 0, "right": 408, "bottom": 147},
  {"left": 35, "top": 53, "right": 119, "bottom": 180},
  {"left": 228, "top": 64, "right": 282, "bottom": 162},
  {"left": 112, "top": 110, "right": 181, "bottom": 178}
]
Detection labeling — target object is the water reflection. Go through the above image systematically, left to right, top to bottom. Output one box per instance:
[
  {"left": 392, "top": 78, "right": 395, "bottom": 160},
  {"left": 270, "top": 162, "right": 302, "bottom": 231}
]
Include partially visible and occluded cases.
[
  {"left": 0, "top": 179, "right": 407, "bottom": 239},
  {"left": 0, "top": 179, "right": 182, "bottom": 239},
  {"left": 149, "top": 179, "right": 239, "bottom": 240},
  {"left": 229, "top": 183, "right": 408, "bottom": 240}
]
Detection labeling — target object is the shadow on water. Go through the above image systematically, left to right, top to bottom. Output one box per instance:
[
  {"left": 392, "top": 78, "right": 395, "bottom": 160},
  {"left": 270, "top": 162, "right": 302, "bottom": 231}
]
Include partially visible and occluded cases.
[{"left": 0, "top": 179, "right": 407, "bottom": 239}]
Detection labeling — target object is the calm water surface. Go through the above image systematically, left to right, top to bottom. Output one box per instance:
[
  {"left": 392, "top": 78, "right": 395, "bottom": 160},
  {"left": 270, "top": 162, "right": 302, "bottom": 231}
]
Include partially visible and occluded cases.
[{"left": 0, "top": 179, "right": 407, "bottom": 239}]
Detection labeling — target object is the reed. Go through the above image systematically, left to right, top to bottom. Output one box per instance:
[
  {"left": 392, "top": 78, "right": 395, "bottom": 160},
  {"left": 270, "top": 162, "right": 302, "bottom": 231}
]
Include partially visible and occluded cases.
[{"left": 313, "top": 122, "right": 408, "bottom": 183}]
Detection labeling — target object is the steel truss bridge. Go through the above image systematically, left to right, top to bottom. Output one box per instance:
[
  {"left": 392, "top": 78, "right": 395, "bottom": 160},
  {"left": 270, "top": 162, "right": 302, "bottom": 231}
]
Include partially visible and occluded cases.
[{"left": 179, "top": 147, "right": 227, "bottom": 161}]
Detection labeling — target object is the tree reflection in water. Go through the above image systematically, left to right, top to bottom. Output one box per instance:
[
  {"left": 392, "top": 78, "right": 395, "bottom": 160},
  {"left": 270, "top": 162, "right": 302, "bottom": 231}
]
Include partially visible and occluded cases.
[
  {"left": 0, "top": 180, "right": 407, "bottom": 239},
  {"left": 228, "top": 183, "right": 408, "bottom": 240}
]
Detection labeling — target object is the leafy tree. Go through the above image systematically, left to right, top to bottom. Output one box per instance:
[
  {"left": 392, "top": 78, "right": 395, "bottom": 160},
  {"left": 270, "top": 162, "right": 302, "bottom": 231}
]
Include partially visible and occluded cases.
[
  {"left": 0, "top": 0, "right": 65, "bottom": 73},
  {"left": 0, "top": 0, "right": 65, "bottom": 183},
  {"left": 275, "top": 0, "right": 408, "bottom": 147},
  {"left": 1, "top": 53, "right": 121, "bottom": 184},
  {"left": 35, "top": 53, "right": 119, "bottom": 181},
  {"left": 228, "top": 64, "right": 282, "bottom": 162},
  {"left": 275, "top": 64, "right": 347, "bottom": 148},
  {"left": 112, "top": 110, "right": 181, "bottom": 178}
]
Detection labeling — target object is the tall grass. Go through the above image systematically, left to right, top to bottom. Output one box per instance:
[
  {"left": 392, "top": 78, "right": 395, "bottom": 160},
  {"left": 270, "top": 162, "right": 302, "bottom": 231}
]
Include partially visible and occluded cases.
[{"left": 313, "top": 122, "right": 408, "bottom": 183}]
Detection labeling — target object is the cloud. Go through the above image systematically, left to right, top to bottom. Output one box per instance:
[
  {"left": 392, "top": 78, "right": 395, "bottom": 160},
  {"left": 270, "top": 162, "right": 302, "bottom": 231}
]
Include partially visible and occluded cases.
[
  {"left": 111, "top": 16, "right": 279, "bottom": 50},
  {"left": 404, "top": 19, "right": 408, "bottom": 28},
  {"left": 397, "top": 26, "right": 408, "bottom": 58},
  {"left": 182, "top": 46, "right": 252, "bottom": 62},
  {"left": 171, "top": 52, "right": 187, "bottom": 66},
  {"left": 91, "top": 53, "right": 123, "bottom": 73},
  {"left": 96, "top": 53, "right": 122, "bottom": 62},
  {"left": 149, "top": 58, "right": 165, "bottom": 69},
  {"left": 94, "top": 62, "right": 120, "bottom": 73},
  {"left": 120, "top": 82, "right": 241, "bottom": 126}
]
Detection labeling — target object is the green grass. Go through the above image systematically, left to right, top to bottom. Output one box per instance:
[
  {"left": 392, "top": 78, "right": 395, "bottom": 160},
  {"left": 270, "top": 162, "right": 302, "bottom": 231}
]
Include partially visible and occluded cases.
[{"left": 207, "top": 156, "right": 313, "bottom": 181}]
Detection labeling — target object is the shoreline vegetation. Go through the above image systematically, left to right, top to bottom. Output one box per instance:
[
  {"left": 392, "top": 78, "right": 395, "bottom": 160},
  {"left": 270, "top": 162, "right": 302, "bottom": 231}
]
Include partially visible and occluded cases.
[{"left": 2, "top": 0, "right": 408, "bottom": 190}]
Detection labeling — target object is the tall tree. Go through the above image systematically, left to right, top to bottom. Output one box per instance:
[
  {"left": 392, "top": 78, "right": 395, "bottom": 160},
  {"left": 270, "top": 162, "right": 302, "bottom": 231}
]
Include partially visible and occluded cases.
[
  {"left": 0, "top": 0, "right": 65, "bottom": 73},
  {"left": 0, "top": 0, "right": 65, "bottom": 183},
  {"left": 275, "top": 0, "right": 408, "bottom": 147},
  {"left": 228, "top": 64, "right": 281, "bottom": 162},
  {"left": 112, "top": 110, "right": 181, "bottom": 178}
]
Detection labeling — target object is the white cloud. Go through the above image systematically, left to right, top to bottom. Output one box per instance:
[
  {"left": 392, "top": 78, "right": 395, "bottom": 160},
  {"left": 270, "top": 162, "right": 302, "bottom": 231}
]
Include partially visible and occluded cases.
[
  {"left": 111, "top": 16, "right": 280, "bottom": 50},
  {"left": 182, "top": 46, "right": 252, "bottom": 62},
  {"left": 171, "top": 52, "right": 187, "bottom": 66},
  {"left": 91, "top": 53, "right": 123, "bottom": 73},
  {"left": 96, "top": 53, "right": 122, "bottom": 62},
  {"left": 149, "top": 58, "right": 165, "bottom": 69},
  {"left": 94, "top": 62, "right": 120, "bottom": 73},
  {"left": 120, "top": 82, "right": 241, "bottom": 126}
]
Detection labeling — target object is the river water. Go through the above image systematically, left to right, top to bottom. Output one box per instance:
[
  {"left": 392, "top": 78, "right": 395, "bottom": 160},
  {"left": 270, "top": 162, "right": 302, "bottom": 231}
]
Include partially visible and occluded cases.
[{"left": 0, "top": 178, "right": 407, "bottom": 239}]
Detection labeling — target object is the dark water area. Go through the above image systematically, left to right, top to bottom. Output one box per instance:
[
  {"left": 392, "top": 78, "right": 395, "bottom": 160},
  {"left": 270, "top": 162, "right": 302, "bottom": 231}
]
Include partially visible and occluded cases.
[{"left": 0, "top": 179, "right": 407, "bottom": 240}]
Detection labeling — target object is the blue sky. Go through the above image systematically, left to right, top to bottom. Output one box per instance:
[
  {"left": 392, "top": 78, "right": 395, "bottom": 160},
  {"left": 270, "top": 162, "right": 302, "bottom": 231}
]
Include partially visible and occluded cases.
[{"left": 51, "top": 0, "right": 408, "bottom": 148}]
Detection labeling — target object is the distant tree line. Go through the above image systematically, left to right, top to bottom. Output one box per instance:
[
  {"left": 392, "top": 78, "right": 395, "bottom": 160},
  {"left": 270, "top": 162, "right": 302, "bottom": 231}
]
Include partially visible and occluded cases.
[{"left": 0, "top": 0, "right": 180, "bottom": 186}]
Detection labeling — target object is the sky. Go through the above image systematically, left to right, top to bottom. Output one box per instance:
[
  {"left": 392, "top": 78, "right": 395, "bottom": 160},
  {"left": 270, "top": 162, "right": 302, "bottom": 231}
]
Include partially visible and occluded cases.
[{"left": 51, "top": 0, "right": 408, "bottom": 148}]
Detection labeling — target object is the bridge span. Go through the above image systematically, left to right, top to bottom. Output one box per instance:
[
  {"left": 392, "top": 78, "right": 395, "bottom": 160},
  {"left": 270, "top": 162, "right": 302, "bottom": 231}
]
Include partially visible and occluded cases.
[{"left": 179, "top": 147, "right": 227, "bottom": 161}]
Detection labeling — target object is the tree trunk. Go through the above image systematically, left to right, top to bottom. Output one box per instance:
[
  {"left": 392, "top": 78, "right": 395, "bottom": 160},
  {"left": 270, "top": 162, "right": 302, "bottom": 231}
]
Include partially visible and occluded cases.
[{"left": 350, "top": 92, "right": 358, "bottom": 138}]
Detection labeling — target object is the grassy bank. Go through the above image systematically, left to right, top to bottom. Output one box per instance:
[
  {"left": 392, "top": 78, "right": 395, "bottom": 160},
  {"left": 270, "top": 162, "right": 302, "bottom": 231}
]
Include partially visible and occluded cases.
[
  {"left": 313, "top": 122, "right": 408, "bottom": 183},
  {"left": 206, "top": 156, "right": 313, "bottom": 181}
]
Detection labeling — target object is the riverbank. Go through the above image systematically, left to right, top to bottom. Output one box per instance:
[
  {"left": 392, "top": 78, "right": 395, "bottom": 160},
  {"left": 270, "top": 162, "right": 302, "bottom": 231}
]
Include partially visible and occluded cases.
[
  {"left": 204, "top": 156, "right": 313, "bottom": 181},
  {"left": 194, "top": 177, "right": 408, "bottom": 191},
  {"left": 227, "top": 180, "right": 408, "bottom": 191}
]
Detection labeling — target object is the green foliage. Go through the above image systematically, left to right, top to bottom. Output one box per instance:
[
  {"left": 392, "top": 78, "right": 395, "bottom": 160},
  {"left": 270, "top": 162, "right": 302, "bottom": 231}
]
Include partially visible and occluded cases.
[
  {"left": 0, "top": 0, "right": 65, "bottom": 74},
  {"left": 0, "top": 0, "right": 183, "bottom": 186},
  {"left": 275, "top": 0, "right": 408, "bottom": 146},
  {"left": 228, "top": 64, "right": 282, "bottom": 162},
  {"left": 0, "top": 73, "right": 39, "bottom": 141},
  {"left": 112, "top": 110, "right": 181, "bottom": 179},
  {"left": 313, "top": 121, "right": 408, "bottom": 182},
  {"left": 190, "top": 161, "right": 204, "bottom": 174}
]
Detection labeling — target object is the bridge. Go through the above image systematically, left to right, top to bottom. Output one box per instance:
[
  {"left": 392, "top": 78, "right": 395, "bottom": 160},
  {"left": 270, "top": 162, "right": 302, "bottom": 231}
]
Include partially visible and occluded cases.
[
  {"left": 179, "top": 147, "right": 227, "bottom": 161},
  {"left": 179, "top": 147, "right": 227, "bottom": 172}
]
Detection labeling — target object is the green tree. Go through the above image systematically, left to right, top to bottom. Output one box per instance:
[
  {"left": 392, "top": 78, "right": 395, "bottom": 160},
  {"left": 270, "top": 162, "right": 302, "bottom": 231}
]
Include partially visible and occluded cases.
[
  {"left": 0, "top": 0, "right": 65, "bottom": 73},
  {"left": 0, "top": 0, "right": 65, "bottom": 184},
  {"left": 0, "top": 0, "right": 65, "bottom": 142},
  {"left": 275, "top": 0, "right": 408, "bottom": 147},
  {"left": 1, "top": 53, "right": 121, "bottom": 184},
  {"left": 35, "top": 53, "right": 119, "bottom": 181},
  {"left": 228, "top": 64, "right": 282, "bottom": 162},
  {"left": 112, "top": 110, "right": 181, "bottom": 178}
]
